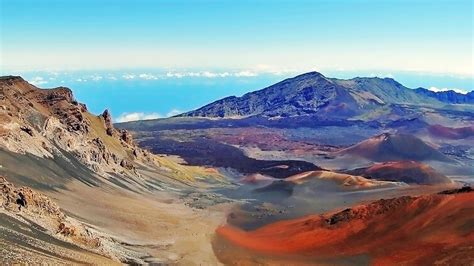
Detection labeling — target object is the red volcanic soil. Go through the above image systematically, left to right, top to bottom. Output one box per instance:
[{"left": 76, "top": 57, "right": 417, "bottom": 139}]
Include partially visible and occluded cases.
[
  {"left": 428, "top": 124, "right": 474, "bottom": 139},
  {"left": 348, "top": 161, "right": 451, "bottom": 185},
  {"left": 216, "top": 189, "right": 474, "bottom": 265}
]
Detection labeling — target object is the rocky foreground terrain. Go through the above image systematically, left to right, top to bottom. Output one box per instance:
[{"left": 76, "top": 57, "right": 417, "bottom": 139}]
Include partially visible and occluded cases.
[
  {"left": 0, "top": 76, "right": 231, "bottom": 264},
  {"left": 0, "top": 176, "right": 120, "bottom": 264}
]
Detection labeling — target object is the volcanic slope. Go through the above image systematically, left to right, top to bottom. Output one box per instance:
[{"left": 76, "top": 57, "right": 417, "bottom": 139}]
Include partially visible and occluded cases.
[
  {"left": 336, "top": 133, "right": 451, "bottom": 163},
  {"left": 346, "top": 161, "right": 452, "bottom": 185},
  {"left": 215, "top": 187, "right": 474, "bottom": 265}
]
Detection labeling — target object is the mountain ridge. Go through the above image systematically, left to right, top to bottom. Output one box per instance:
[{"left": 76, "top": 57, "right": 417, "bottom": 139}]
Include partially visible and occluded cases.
[
  {"left": 178, "top": 71, "right": 471, "bottom": 119},
  {"left": 413, "top": 87, "right": 474, "bottom": 104}
]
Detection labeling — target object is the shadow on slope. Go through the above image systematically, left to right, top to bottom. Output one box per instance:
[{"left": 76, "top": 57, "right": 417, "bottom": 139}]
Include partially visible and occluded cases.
[{"left": 140, "top": 137, "right": 320, "bottom": 179}]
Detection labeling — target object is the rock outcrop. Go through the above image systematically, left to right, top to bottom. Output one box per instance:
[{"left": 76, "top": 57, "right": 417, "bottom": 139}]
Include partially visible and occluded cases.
[
  {"left": 0, "top": 76, "right": 157, "bottom": 176},
  {"left": 101, "top": 109, "right": 114, "bottom": 136},
  {"left": 0, "top": 176, "right": 139, "bottom": 262},
  {"left": 0, "top": 176, "right": 63, "bottom": 217}
]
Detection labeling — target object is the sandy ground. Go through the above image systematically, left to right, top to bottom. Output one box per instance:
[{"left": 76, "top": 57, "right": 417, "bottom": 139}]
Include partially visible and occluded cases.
[
  {"left": 48, "top": 180, "right": 232, "bottom": 265},
  {"left": 0, "top": 212, "right": 117, "bottom": 265}
]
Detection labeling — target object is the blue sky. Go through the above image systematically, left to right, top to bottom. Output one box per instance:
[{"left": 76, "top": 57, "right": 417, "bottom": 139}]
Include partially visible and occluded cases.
[{"left": 0, "top": 0, "right": 473, "bottom": 121}]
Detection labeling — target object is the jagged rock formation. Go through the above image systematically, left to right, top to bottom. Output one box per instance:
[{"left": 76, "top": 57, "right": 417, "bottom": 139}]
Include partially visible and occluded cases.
[
  {"left": 0, "top": 76, "right": 155, "bottom": 176},
  {"left": 101, "top": 109, "right": 115, "bottom": 136},
  {"left": 1, "top": 176, "right": 63, "bottom": 216}
]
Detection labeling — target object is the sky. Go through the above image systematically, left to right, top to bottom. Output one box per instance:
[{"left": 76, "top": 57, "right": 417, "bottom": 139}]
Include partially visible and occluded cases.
[{"left": 0, "top": 0, "right": 473, "bottom": 121}]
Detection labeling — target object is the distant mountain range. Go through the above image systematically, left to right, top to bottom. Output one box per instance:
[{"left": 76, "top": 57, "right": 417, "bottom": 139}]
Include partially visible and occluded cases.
[
  {"left": 180, "top": 72, "right": 473, "bottom": 119},
  {"left": 413, "top": 87, "right": 474, "bottom": 104}
]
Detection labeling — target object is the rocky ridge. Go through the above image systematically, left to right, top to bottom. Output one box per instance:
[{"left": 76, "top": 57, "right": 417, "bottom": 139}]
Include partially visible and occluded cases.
[
  {"left": 179, "top": 71, "right": 452, "bottom": 119},
  {"left": 0, "top": 76, "right": 155, "bottom": 177},
  {"left": 414, "top": 87, "right": 474, "bottom": 104}
]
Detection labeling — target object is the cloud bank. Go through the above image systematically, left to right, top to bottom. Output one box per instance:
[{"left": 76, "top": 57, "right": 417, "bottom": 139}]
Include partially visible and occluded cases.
[
  {"left": 30, "top": 76, "right": 48, "bottom": 86},
  {"left": 428, "top": 86, "right": 469, "bottom": 95},
  {"left": 115, "top": 109, "right": 182, "bottom": 123}
]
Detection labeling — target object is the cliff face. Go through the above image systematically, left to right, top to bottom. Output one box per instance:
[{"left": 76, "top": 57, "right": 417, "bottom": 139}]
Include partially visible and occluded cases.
[{"left": 0, "top": 76, "right": 153, "bottom": 176}]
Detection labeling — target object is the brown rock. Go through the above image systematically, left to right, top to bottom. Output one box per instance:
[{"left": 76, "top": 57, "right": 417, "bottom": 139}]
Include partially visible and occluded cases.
[
  {"left": 101, "top": 109, "right": 114, "bottom": 136},
  {"left": 20, "top": 126, "right": 34, "bottom": 136},
  {"left": 120, "top": 129, "right": 134, "bottom": 145},
  {"left": 120, "top": 159, "right": 134, "bottom": 170}
]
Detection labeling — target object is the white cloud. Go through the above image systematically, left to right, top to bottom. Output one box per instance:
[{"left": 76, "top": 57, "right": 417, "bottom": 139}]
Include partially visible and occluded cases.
[
  {"left": 159, "top": 70, "right": 259, "bottom": 79},
  {"left": 234, "top": 70, "right": 258, "bottom": 77},
  {"left": 47, "top": 71, "right": 60, "bottom": 76},
  {"left": 199, "top": 71, "right": 230, "bottom": 78},
  {"left": 201, "top": 71, "right": 218, "bottom": 78},
  {"left": 166, "top": 72, "right": 185, "bottom": 78},
  {"left": 187, "top": 72, "right": 201, "bottom": 77},
  {"left": 138, "top": 73, "right": 158, "bottom": 80},
  {"left": 122, "top": 74, "right": 136, "bottom": 80},
  {"left": 90, "top": 75, "right": 103, "bottom": 81},
  {"left": 30, "top": 76, "right": 48, "bottom": 86},
  {"left": 428, "top": 86, "right": 468, "bottom": 95},
  {"left": 115, "top": 109, "right": 182, "bottom": 122},
  {"left": 166, "top": 109, "right": 182, "bottom": 117},
  {"left": 116, "top": 112, "right": 162, "bottom": 122}
]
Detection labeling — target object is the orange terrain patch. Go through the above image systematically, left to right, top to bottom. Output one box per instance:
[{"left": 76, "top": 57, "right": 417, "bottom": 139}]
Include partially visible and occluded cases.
[{"left": 216, "top": 190, "right": 474, "bottom": 264}]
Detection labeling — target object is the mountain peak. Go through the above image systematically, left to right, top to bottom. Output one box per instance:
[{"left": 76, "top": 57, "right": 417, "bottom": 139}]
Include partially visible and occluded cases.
[
  {"left": 293, "top": 71, "right": 326, "bottom": 79},
  {"left": 180, "top": 72, "right": 451, "bottom": 119},
  {"left": 0, "top": 75, "right": 27, "bottom": 86},
  {"left": 0, "top": 75, "right": 24, "bottom": 81},
  {"left": 339, "top": 133, "right": 451, "bottom": 163}
]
